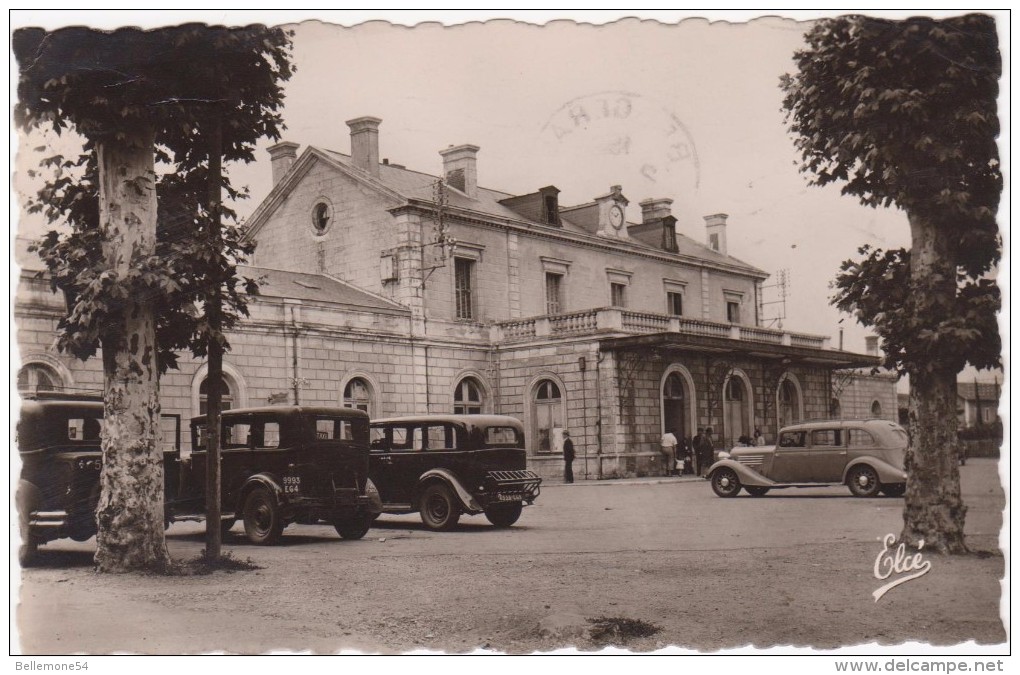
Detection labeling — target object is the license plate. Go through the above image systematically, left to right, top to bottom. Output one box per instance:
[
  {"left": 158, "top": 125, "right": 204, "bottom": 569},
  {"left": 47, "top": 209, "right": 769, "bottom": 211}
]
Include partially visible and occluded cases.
[
  {"left": 283, "top": 476, "right": 301, "bottom": 494},
  {"left": 497, "top": 493, "right": 522, "bottom": 503}
]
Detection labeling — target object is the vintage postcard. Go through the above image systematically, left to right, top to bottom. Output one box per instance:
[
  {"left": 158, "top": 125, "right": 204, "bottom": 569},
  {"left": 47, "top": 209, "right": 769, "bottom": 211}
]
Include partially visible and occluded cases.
[{"left": 10, "top": 10, "right": 1008, "bottom": 666}]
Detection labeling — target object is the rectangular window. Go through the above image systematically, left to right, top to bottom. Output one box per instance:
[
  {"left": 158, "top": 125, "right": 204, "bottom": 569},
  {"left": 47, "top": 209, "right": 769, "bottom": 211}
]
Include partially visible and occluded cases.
[
  {"left": 544, "top": 195, "right": 559, "bottom": 225},
  {"left": 709, "top": 233, "right": 720, "bottom": 251},
  {"left": 454, "top": 258, "right": 474, "bottom": 320},
  {"left": 545, "top": 273, "right": 562, "bottom": 314},
  {"left": 611, "top": 283, "right": 627, "bottom": 308},
  {"left": 667, "top": 291, "right": 684, "bottom": 316},
  {"left": 727, "top": 300, "right": 741, "bottom": 324},
  {"left": 223, "top": 422, "right": 251, "bottom": 449},
  {"left": 261, "top": 422, "right": 281, "bottom": 449},
  {"left": 811, "top": 429, "right": 842, "bottom": 447}
]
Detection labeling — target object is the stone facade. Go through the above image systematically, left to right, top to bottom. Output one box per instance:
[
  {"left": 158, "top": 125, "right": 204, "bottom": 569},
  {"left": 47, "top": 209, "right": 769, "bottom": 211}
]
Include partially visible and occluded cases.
[{"left": 15, "top": 115, "right": 891, "bottom": 482}]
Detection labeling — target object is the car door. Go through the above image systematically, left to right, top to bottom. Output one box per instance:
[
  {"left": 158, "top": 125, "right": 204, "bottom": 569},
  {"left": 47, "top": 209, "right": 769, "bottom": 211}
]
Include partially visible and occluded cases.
[
  {"left": 218, "top": 414, "right": 256, "bottom": 511},
  {"left": 371, "top": 424, "right": 427, "bottom": 506},
  {"left": 806, "top": 428, "right": 847, "bottom": 482},
  {"left": 768, "top": 429, "right": 812, "bottom": 483}
]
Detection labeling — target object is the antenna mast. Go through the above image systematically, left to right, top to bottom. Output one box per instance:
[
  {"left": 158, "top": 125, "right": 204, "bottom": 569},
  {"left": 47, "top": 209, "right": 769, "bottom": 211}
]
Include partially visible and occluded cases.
[{"left": 761, "top": 268, "right": 790, "bottom": 329}]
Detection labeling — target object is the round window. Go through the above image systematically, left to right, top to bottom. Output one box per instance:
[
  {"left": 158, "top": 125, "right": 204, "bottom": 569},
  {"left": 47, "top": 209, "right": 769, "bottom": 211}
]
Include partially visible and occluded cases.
[{"left": 311, "top": 200, "right": 333, "bottom": 235}]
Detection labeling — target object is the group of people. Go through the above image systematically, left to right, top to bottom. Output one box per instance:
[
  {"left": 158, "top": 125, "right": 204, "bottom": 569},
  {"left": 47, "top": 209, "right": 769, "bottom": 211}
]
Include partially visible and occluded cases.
[{"left": 659, "top": 427, "right": 718, "bottom": 477}]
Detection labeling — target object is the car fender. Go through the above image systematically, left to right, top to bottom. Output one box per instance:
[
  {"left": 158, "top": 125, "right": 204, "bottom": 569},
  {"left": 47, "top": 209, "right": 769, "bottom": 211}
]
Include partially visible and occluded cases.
[
  {"left": 842, "top": 457, "right": 906, "bottom": 485},
  {"left": 707, "top": 459, "right": 775, "bottom": 487},
  {"left": 417, "top": 469, "right": 482, "bottom": 513},
  {"left": 235, "top": 473, "right": 285, "bottom": 513}
]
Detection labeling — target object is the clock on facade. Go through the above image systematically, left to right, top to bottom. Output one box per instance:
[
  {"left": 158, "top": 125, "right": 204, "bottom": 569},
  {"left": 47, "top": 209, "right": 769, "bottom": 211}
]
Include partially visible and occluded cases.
[{"left": 609, "top": 204, "right": 624, "bottom": 229}]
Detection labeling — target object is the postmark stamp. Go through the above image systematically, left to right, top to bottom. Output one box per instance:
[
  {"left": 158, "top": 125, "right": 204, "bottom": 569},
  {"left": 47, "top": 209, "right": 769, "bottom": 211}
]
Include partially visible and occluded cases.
[{"left": 542, "top": 90, "right": 701, "bottom": 192}]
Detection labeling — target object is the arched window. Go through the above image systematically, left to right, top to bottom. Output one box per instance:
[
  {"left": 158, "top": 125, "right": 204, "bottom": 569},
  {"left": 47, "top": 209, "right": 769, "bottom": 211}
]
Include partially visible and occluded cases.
[
  {"left": 17, "top": 363, "right": 61, "bottom": 394},
  {"left": 662, "top": 372, "right": 688, "bottom": 440},
  {"left": 199, "top": 375, "right": 235, "bottom": 415},
  {"left": 723, "top": 375, "right": 750, "bottom": 447},
  {"left": 343, "top": 378, "right": 373, "bottom": 414},
  {"left": 454, "top": 378, "right": 483, "bottom": 415},
  {"left": 778, "top": 378, "right": 801, "bottom": 428},
  {"left": 532, "top": 379, "right": 564, "bottom": 454},
  {"left": 871, "top": 400, "right": 883, "bottom": 417}
]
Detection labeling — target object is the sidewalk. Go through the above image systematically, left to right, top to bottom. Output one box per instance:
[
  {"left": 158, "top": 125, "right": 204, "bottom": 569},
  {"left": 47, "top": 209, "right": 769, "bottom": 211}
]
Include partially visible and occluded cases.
[{"left": 550, "top": 474, "right": 707, "bottom": 487}]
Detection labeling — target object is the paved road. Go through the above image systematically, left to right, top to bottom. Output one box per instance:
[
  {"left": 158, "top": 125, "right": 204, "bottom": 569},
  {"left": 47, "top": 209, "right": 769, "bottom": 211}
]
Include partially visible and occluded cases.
[{"left": 15, "top": 459, "right": 1006, "bottom": 653}]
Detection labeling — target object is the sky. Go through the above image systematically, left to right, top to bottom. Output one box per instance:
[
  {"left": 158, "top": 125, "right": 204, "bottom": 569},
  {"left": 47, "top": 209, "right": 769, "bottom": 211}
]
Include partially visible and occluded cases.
[{"left": 10, "top": 10, "right": 1009, "bottom": 371}]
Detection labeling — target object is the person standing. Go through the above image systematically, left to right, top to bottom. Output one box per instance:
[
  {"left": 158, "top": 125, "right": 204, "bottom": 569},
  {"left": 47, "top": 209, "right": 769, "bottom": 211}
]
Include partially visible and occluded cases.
[
  {"left": 691, "top": 427, "right": 705, "bottom": 476},
  {"left": 700, "top": 427, "right": 717, "bottom": 477},
  {"left": 562, "top": 430, "right": 575, "bottom": 483},
  {"left": 660, "top": 430, "right": 678, "bottom": 476}
]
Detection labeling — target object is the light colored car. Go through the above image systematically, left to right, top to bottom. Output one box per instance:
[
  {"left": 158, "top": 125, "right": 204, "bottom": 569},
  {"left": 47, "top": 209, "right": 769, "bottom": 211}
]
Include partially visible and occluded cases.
[{"left": 707, "top": 419, "right": 908, "bottom": 498}]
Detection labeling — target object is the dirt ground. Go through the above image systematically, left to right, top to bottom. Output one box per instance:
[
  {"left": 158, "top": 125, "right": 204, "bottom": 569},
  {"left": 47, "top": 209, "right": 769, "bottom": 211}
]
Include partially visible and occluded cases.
[{"left": 14, "top": 459, "right": 1008, "bottom": 654}]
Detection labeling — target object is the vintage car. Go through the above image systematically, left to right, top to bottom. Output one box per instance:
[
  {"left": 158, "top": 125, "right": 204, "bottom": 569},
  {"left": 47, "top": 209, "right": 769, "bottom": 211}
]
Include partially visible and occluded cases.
[
  {"left": 16, "top": 393, "right": 181, "bottom": 566},
  {"left": 173, "top": 406, "right": 380, "bottom": 545},
  {"left": 368, "top": 414, "right": 542, "bottom": 530},
  {"left": 707, "top": 419, "right": 908, "bottom": 498}
]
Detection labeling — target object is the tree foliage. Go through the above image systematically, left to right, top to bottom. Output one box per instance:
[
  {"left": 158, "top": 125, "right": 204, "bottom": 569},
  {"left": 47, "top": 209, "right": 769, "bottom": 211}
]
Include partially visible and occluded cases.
[
  {"left": 781, "top": 14, "right": 1001, "bottom": 374},
  {"left": 782, "top": 14, "right": 1001, "bottom": 554},
  {"left": 14, "top": 24, "right": 293, "bottom": 370}
]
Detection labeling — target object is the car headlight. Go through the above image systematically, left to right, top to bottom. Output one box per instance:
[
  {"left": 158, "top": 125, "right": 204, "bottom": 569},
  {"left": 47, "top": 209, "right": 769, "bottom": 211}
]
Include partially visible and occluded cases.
[{"left": 717, "top": 451, "right": 730, "bottom": 460}]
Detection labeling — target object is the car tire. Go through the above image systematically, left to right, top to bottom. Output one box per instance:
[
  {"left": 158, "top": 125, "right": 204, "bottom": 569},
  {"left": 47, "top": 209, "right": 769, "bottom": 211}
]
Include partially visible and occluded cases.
[
  {"left": 847, "top": 465, "right": 881, "bottom": 498},
  {"left": 711, "top": 468, "right": 741, "bottom": 498},
  {"left": 880, "top": 483, "right": 906, "bottom": 498},
  {"left": 419, "top": 484, "right": 461, "bottom": 531},
  {"left": 744, "top": 486, "right": 770, "bottom": 497},
  {"left": 242, "top": 487, "right": 284, "bottom": 545},
  {"left": 484, "top": 502, "right": 523, "bottom": 528},
  {"left": 334, "top": 515, "right": 373, "bottom": 540},
  {"left": 220, "top": 518, "right": 236, "bottom": 537}
]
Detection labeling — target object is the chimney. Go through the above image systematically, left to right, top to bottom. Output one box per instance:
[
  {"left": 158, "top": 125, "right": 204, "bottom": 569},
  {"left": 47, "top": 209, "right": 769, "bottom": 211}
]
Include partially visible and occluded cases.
[
  {"left": 346, "top": 116, "right": 382, "bottom": 177},
  {"left": 267, "top": 141, "right": 300, "bottom": 186},
  {"left": 440, "top": 144, "right": 480, "bottom": 199},
  {"left": 640, "top": 198, "right": 673, "bottom": 223},
  {"left": 704, "top": 213, "right": 728, "bottom": 255},
  {"left": 865, "top": 336, "right": 880, "bottom": 357}
]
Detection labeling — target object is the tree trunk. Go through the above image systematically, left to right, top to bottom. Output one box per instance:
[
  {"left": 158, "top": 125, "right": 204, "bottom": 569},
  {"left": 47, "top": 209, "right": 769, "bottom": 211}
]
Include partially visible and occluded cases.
[
  {"left": 94, "top": 126, "right": 172, "bottom": 573},
  {"left": 901, "top": 210, "right": 967, "bottom": 554}
]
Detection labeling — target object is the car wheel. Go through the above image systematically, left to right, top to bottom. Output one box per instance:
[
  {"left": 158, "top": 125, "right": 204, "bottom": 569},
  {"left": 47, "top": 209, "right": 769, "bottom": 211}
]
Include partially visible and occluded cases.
[
  {"left": 847, "top": 465, "right": 881, "bottom": 498},
  {"left": 711, "top": 468, "right": 741, "bottom": 498},
  {"left": 880, "top": 483, "right": 906, "bottom": 498},
  {"left": 419, "top": 484, "right": 461, "bottom": 531},
  {"left": 745, "top": 486, "right": 770, "bottom": 497},
  {"left": 242, "top": 487, "right": 284, "bottom": 545},
  {"left": 485, "top": 502, "right": 523, "bottom": 528},
  {"left": 334, "top": 515, "right": 373, "bottom": 540}
]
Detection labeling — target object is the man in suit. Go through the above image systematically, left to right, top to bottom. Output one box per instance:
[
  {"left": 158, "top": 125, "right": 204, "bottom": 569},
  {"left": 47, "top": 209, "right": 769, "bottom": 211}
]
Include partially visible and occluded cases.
[
  {"left": 691, "top": 427, "right": 705, "bottom": 476},
  {"left": 562, "top": 430, "right": 575, "bottom": 483}
]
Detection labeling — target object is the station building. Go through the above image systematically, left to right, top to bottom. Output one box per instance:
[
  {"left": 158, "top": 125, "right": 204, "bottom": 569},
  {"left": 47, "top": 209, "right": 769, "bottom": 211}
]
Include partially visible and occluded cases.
[{"left": 15, "top": 115, "right": 890, "bottom": 481}]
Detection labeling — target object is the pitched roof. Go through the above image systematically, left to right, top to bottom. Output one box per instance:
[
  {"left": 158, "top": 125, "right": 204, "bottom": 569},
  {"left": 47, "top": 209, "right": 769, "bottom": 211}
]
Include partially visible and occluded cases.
[
  {"left": 314, "top": 149, "right": 766, "bottom": 276},
  {"left": 238, "top": 265, "right": 408, "bottom": 314},
  {"left": 957, "top": 381, "right": 1001, "bottom": 402}
]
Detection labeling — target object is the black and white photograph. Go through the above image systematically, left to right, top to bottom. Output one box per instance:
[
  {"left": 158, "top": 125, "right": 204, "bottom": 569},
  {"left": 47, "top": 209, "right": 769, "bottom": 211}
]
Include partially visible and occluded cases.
[{"left": 9, "top": 9, "right": 1009, "bottom": 665}]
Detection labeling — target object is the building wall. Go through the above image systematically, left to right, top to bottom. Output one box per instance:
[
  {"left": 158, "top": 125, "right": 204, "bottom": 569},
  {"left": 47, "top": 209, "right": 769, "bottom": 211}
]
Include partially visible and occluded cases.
[
  {"left": 252, "top": 159, "right": 403, "bottom": 296},
  {"left": 837, "top": 372, "right": 899, "bottom": 423}
]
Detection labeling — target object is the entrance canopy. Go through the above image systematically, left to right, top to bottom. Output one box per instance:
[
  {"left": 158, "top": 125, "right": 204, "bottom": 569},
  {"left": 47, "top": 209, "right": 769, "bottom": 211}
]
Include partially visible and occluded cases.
[{"left": 600, "top": 331, "right": 879, "bottom": 370}]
